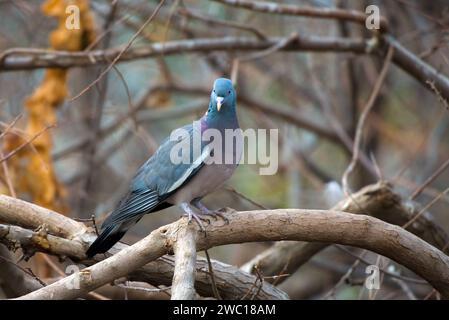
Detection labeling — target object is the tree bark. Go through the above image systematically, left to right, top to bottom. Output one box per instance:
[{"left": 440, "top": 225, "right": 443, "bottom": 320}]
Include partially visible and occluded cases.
[
  {"left": 241, "top": 182, "right": 449, "bottom": 284},
  {"left": 0, "top": 194, "right": 286, "bottom": 300},
  {"left": 13, "top": 208, "right": 449, "bottom": 300},
  {"left": 171, "top": 224, "right": 198, "bottom": 300}
]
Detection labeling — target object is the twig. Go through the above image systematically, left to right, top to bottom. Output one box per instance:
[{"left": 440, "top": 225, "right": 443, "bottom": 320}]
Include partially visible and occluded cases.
[
  {"left": 69, "top": 0, "right": 166, "bottom": 101},
  {"left": 162, "top": 0, "right": 180, "bottom": 49},
  {"left": 212, "top": 0, "right": 388, "bottom": 31},
  {"left": 80, "top": 6, "right": 118, "bottom": 212},
  {"left": 178, "top": 7, "right": 267, "bottom": 40},
  {"left": 84, "top": 10, "right": 127, "bottom": 51},
  {"left": 231, "top": 33, "right": 299, "bottom": 84},
  {"left": 241, "top": 33, "right": 299, "bottom": 61},
  {"left": 0, "top": 36, "right": 370, "bottom": 71},
  {"left": 342, "top": 46, "right": 394, "bottom": 194},
  {"left": 305, "top": 52, "right": 377, "bottom": 180},
  {"left": 111, "top": 65, "right": 137, "bottom": 129},
  {"left": 426, "top": 80, "right": 449, "bottom": 111},
  {"left": 53, "top": 86, "right": 156, "bottom": 161},
  {"left": 0, "top": 114, "right": 23, "bottom": 198},
  {"left": 0, "top": 114, "right": 22, "bottom": 141},
  {"left": 0, "top": 119, "right": 44, "bottom": 169},
  {"left": 0, "top": 125, "right": 55, "bottom": 163},
  {"left": 0, "top": 150, "right": 15, "bottom": 197},
  {"left": 370, "top": 151, "right": 383, "bottom": 181},
  {"left": 410, "top": 156, "right": 449, "bottom": 200},
  {"left": 224, "top": 186, "right": 268, "bottom": 209},
  {"left": 403, "top": 186, "right": 449, "bottom": 230},
  {"left": 91, "top": 214, "right": 100, "bottom": 236},
  {"left": 336, "top": 245, "right": 427, "bottom": 284},
  {"left": 204, "top": 249, "right": 222, "bottom": 300},
  {"left": 322, "top": 252, "right": 365, "bottom": 299},
  {"left": 0, "top": 254, "right": 46, "bottom": 287},
  {"left": 272, "top": 257, "right": 290, "bottom": 286},
  {"left": 250, "top": 266, "right": 264, "bottom": 300},
  {"left": 23, "top": 267, "right": 47, "bottom": 287},
  {"left": 240, "top": 268, "right": 262, "bottom": 300},
  {"left": 391, "top": 278, "right": 417, "bottom": 300},
  {"left": 115, "top": 282, "right": 172, "bottom": 293},
  {"left": 424, "top": 289, "right": 436, "bottom": 300}
]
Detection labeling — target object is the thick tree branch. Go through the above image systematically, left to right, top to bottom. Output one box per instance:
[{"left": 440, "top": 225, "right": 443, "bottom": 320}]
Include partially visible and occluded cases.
[
  {"left": 2, "top": 35, "right": 448, "bottom": 103},
  {"left": 0, "top": 36, "right": 369, "bottom": 71},
  {"left": 241, "top": 182, "right": 449, "bottom": 284},
  {"left": 2, "top": 183, "right": 448, "bottom": 299},
  {"left": 0, "top": 195, "right": 286, "bottom": 300},
  {"left": 0, "top": 195, "right": 88, "bottom": 239},
  {"left": 13, "top": 207, "right": 449, "bottom": 300},
  {"left": 0, "top": 222, "right": 286, "bottom": 299},
  {"left": 0, "top": 224, "right": 85, "bottom": 258},
  {"left": 170, "top": 224, "right": 198, "bottom": 300},
  {"left": 128, "top": 254, "right": 288, "bottom": 300}
]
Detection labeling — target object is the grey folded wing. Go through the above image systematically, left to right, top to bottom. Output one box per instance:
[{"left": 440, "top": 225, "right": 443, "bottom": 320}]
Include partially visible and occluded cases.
[{"left": 101, "top": 124, "right": 208, "bottom": 229}]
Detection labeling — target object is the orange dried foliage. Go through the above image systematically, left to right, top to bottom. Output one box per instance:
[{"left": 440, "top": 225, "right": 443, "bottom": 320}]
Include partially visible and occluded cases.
[{"left": 1, "top": 0, "right": 95, "bottom": 212}]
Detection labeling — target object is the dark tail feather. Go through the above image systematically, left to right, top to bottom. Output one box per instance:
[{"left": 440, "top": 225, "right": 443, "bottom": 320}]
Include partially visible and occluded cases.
[{"left": 86, "top": 225, "right": 126, "bottom": 258}]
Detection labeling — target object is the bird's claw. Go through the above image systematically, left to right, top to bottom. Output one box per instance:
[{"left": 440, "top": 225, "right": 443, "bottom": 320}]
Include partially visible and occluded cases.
[
  {"left": 181, "top": 202, "right": 210, "bottom": 233},
  {"left": 193, "top": 202, "right": 230, "bottom": 224},
  {"left": 214, "top": 207, "right": 235, "bottom": 224},
  {"left": 207, "top": 210, "right": 229, "bottom": 224},
  {"left": 184, "top": 211, "right": 209, "bottom": 233}
]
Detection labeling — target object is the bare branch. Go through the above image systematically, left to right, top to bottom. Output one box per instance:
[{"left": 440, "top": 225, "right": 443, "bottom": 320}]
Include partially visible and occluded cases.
[
  {"left": 69, "top": 0, "right": 166, "bottom": 101},
  {"left": 212, "top": 0, "right": 388, "bottom": 31},
  {"left": 178, "top": 8, "right": 267, "bottom": 40},
  {"left": 3, "top": 34, "right": 447, "bottom": 104},
  {"left": 385, "top": 34, "right": 449, "bottom": 105},
  {"left": 0, "top": 36, "right": 369, "bottom": 71},
  {"left": 342, "top": 45, "right": 394, "bottom": 194},
  {"left": 146, "top": 84, "right": 338, "bottom": 143},
  {"left": 0, "top": 125, "right": 55, "bottom": 164},
  {"left": 410, "top": 156, "right": 449, "bottom": 200},
  {"left": 241, "top": 182, "right": 449, "bottom": 285},
  {"left": 0, "top": 195, "right": 285, "bottom": 300},
  {"left": 0, "top": 195, "right": 88, "bottom": 239},
  {"left": 13, "top": 206, "right": 449, "bottom": 299},
  {"left": 0, "top": 224, "right": 85, "bottom": 258},
  {"left": 171, "top": 224, "right": 198, "bottom": 300},
  {"left": 0, "top": 245, "right": 43, "bottom": 297},
  {"left": 128, "top": 254, "right": 287, "bottom": 300}
]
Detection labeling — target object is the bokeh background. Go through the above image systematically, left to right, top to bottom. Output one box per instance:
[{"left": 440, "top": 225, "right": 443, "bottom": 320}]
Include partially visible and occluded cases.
[{"left": 0, "top": 0, "right": 449, "bottom": 299}]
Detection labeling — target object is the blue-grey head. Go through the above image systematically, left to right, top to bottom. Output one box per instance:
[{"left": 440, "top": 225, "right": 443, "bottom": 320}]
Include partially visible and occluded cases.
[{"left": 207, "top": 78, "right": 236, "bottom": 119}]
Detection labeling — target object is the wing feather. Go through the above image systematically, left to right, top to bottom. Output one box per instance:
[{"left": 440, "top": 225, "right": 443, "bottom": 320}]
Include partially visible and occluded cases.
[
  {"left": 102, "top": 123, "right": 210, "bottom": 227},
  {"left": 105, "top": 190, "right": 159, "bottom": 226}
]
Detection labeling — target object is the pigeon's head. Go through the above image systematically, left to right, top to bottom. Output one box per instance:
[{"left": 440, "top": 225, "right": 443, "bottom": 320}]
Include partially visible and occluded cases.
[{"left": 208, "top": 78, "right": 236, "bottom": 116}]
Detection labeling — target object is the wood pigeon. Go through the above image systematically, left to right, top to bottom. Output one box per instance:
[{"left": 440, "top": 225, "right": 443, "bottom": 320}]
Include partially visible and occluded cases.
[{"left": 86, "top": 78, "right": 241, "bottom": 257}]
